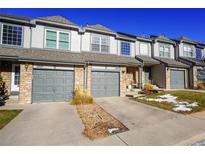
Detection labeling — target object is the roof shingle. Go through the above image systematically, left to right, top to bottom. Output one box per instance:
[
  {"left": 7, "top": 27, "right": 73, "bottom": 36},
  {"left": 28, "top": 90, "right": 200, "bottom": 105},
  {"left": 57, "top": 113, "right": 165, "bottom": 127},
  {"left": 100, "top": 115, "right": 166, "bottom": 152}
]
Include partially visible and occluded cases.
[
  {"left": 38, "top": 16, "right": 78, "bottom": 26},
  {"left": 0, "top": 47, "right": 141, "bottom": 66},
  {"left": 154, "top": 57, "right": 189, "bottom": 68}
]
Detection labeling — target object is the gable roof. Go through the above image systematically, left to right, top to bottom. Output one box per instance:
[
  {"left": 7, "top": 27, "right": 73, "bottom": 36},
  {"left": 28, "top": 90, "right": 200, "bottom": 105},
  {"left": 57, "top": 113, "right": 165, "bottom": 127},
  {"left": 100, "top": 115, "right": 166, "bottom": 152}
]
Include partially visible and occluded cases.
[
  {"left": 0, "top": 13, "right": 31, "bottom": 21},
  {"left": 37, "top": 16, "right": 78, "bottom": 26},
  {"left": 85, "top": 24, "right": 113, "bottom": 32},
  {"left": 151, "top": 35, "right": 176, "bottom": 45},
  {"left": 177, "top": 36, "right": 197, "bottom": 45},
  {"left": 154, "top": 57, "right": 189, "bottom": 68}
]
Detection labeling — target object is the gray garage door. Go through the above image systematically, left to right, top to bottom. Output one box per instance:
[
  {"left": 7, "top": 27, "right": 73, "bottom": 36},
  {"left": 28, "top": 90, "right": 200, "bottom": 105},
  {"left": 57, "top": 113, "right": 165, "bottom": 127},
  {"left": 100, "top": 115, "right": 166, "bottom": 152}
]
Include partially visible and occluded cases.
[
  {"left": 32, "top": 69, "right": 74, "bottom": 102},
  {"left": 170, "top": 70, "right": 185, "bottom": 89},
  {"left": 91, "top": 71, "right": 120, "bottom": 97}
]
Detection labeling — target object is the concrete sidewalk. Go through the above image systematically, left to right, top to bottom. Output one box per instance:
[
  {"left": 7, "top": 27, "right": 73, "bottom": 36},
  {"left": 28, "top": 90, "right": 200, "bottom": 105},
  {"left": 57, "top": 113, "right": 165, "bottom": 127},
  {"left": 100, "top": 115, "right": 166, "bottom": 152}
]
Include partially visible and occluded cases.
[{"left": 95, "top": 97, "right": 205, "bottom": 145}]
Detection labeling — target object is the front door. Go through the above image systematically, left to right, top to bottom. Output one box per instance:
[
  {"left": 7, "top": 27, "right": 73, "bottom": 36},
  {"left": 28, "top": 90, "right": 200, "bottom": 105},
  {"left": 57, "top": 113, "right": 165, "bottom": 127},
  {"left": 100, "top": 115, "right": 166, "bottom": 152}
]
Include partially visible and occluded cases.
[{"left": 11, "top": 64, "right": 20, "bottom": 92}]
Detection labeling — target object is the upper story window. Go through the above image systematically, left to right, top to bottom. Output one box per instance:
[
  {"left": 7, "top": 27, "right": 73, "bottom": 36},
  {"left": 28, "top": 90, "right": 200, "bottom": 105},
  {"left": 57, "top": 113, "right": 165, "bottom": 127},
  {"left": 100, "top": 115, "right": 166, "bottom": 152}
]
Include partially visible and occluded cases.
[
  {"left": 1, "top": 24, "right": 23, "bottom": 46},
  {"left": 45, "top": 29, "right": 70, "bottom": 50},
  {"left": 91, "top": 34, "right": 109, "bottom": 53},
  {"left": 120, "top": 41, "right": 130, "bottom": 56},
  {"left": 139, "top": 42, "right": 149, "bottom": 56},
  {"left": 159, "top": 43, "right": 171, "bottom": 58},
  {"left": 183, "top": 45, "right": 193, "bottom": 57},
  {"left": 196, "top": 48, "right": 203, "bottom": 60}
]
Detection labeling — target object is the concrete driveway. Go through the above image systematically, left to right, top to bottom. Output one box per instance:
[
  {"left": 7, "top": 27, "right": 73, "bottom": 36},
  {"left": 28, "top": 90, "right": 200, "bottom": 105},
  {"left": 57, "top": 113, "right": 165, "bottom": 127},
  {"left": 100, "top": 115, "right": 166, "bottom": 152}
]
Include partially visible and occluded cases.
[
  {"left": 95, "top": 97, "right": 205, "bottom": 145},
  {"left": 1, "top": 98, "right": 205, "bottom": 146},
  {"left": 0, "top": 103, "right": 90, "bottom": 145}
]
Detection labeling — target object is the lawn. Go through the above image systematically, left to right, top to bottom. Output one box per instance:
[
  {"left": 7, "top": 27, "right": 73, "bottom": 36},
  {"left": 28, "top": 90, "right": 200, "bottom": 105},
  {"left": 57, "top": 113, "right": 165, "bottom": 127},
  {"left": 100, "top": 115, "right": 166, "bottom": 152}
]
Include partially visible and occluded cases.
[
  {"left": 133, "top": 90, "right": 205, "bottom": 114},
  {"left": 0, "top": 110, "right": 23, "bottom": 129}
]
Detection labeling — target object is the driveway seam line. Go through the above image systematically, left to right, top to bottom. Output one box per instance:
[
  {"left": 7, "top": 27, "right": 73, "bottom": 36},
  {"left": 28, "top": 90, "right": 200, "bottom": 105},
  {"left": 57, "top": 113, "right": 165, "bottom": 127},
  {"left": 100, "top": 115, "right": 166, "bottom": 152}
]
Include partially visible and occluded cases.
[{"left": 116, "top": 134, "right": 128, "bottom": 146}]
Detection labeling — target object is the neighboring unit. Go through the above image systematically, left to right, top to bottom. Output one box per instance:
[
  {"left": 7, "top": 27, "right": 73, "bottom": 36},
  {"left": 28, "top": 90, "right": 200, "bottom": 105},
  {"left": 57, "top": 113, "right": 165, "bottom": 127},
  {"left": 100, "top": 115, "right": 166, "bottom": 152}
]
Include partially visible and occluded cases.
[
  {"left": 151, "top": 35, "right": 189, "bottom": 89},
  {"left": 176, "top": 37, "right": 205, "bottom": 88}
]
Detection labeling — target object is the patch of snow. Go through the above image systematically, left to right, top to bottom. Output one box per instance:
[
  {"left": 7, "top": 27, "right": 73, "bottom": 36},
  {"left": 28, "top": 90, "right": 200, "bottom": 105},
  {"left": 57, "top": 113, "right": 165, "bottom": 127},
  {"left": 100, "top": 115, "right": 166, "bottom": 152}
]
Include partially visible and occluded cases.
[
  {"left": 142, "top": 94, "right": 198, "bottom": 112},
  {"left": 187, "top": 102, "right": 199, "bottom": 107},
  {"left": 173, "top": 105, "right": 192, "bottom": 112},
  {"left": 108, "top": 128, "right": 119, "bottom": 134}
]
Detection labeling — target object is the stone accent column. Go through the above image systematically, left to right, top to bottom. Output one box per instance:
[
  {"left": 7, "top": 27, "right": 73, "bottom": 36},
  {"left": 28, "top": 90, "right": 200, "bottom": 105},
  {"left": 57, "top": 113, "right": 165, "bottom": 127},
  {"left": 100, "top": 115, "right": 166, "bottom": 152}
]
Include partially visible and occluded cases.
[
  {"left": 0, "top": 62, "right": 12, "bottom": 95},
  {"left": 19, "top": 63, "right": 33, "bottom": 104},
  {"left": 74, "top": 65, "right": 84, "bottom": 89},
  {"left": 86, "top": 65, "right": 92, "bottom": 96},
  {"left": 120, "top": 66, "right": 127, "bottom": 97},
  {"left": 138, "top": 66, "right": 143, "bottom": 89},
  {"left": 193, "top": 66, "right": 198, "bottom": 89},
  {"left": 135, "top": 67, "right": 139, "bottom": 88},
  {"left": 166, "top": 67, "right": 171, "bottom": 89}
]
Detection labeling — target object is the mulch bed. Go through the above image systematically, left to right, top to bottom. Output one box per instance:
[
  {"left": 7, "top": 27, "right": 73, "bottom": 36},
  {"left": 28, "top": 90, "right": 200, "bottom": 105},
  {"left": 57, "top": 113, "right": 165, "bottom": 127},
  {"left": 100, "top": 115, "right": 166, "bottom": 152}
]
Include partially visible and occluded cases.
[{"left": 76, "top": 103, "right": 129, "bottom": 140}]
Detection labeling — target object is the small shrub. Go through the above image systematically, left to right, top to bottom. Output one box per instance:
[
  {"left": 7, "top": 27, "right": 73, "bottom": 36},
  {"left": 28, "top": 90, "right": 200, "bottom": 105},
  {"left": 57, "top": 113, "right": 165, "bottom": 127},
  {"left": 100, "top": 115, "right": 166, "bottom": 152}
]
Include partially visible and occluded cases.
[
  {"left": 0, "top": 75, "right": 9, "bottom": 106},
  {"left": 197, "top": 82, "right": 205, "bottom": 90},
  {"left": 143, "top": 83, "right": 155, "bottom": 91},
  {"left": 71, "top": 84, "right": 93, "bottom": 105}
]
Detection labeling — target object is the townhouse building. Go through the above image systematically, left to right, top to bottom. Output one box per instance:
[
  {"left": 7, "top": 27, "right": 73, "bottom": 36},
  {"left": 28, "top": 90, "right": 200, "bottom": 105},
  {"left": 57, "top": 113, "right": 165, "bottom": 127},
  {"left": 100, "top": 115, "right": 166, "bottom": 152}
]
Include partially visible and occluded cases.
[
  {"left": 0, "top": 14, "right": 205, "bottom": 104},
  {"left": 176, "top": 37, "right": 205, "bottom": 88}
]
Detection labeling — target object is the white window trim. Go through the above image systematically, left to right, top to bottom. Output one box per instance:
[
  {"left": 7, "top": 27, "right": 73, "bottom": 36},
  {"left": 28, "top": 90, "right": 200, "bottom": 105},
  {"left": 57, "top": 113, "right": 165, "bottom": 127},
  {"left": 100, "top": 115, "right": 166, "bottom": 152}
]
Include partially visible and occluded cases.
[
  {"left": 1, "top": 23, "right": 24, "bottom": 47},
  {"left": 44, "top": 29, "right": 71, "bottom": 50},
  {"left": 90, "top": 33, "right": 110, "bottom": 53},
  {"left": 120, "top": 41, "right": 131, "bottom": 56},
  {"left": 139, "top": 42, "right": 149, "bottom": 56},
  {"left": 159, "top": 43, "right": 171, "bottom": 58},
  {"left": 183, "top": 44, "right": 194, "bottom": 57}
]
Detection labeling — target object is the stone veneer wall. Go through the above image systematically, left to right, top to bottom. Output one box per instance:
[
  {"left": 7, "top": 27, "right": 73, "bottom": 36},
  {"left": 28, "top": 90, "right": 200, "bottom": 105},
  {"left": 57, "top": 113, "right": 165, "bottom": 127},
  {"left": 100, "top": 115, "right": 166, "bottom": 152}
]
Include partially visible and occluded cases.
[
  {"left": 0, "top": 62, "right": 12, "bottom": 95},
  {"left": 19, "top": 63, "right": 33, "bottom": 104},
  {"left": 74, "top": 65, "right": 84, "bottom": 89},
  {"left": 86, "top": 65, "right": 92, "bottom": 95},
  {"left": 120, "top": 66, "right": 127, "bottom": 97},
  {"left": 193, "top": 66, "right": 198, "bottom": 89},
  {"left": 126, "top": 67, "right": 139, "bottom": 86},
  {"left": 166, "top": 67, "right": 171, "bottom": 89}
]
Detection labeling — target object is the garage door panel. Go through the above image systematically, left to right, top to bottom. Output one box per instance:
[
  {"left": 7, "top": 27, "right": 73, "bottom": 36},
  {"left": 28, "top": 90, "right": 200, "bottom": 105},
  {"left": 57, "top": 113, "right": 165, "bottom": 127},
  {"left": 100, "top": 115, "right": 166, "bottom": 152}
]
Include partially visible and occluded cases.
[
  {"left": 32, "top": 69, "right": 74, "bottom": 103},
  {"left": 170, "top": 70, "right": 185, "bottom": 89},
  {"left": 91, "top": 71, "right": 119, "bottom": 97}
]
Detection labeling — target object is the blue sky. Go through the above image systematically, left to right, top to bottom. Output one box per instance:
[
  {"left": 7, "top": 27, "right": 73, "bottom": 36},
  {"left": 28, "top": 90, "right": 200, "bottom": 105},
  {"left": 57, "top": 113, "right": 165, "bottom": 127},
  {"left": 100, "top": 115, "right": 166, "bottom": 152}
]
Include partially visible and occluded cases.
[{"left": 0, "top": 8, "right": 205, "bottom": 42}]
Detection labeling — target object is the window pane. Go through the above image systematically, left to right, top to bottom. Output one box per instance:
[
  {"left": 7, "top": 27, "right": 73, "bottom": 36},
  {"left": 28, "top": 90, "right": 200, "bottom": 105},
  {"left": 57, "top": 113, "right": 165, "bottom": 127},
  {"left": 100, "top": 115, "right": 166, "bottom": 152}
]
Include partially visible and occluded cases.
[
  {"left": 2, "top": 24, "right": 23, "bottom": 46},
  {"left": 46, "top": 30, "right": 57, "bottom": 40},
  {"left": 46, "top": 30, "right": 57, "bottom": 48},
  {"left": 59, "top": 32, "right": 69, "bottom": 41},
  {"left": 91, "top": 35, "right": 100, "bottom": 44},
  {"left": 91, "top": 35, "right": 100, "bottom": 52},
  {"left": 101, "top": 37, "right": 109, "bottom": 45},
  {"left": 46, "top": 40, "right": 56, "bottom": 48},
  {"left": 59, "top": 41, "right": 69, "bottom": 50},
  {"left": 121, "top": 42, "right": 130, "bottom": 56},
  {"left": 140, "top": 43, "right": 149, "bottom": 55},
  {"left": 91, "top": 44, "right": 100, "bottom": 52},
  {"left": 159, "top": 44, "right": 170, "bottom": 58},
  {"left": 101, "top": 45, "right": 109, "bottom": 53},
  {"left": 160, "top": 46, "right": 164, "bottom": 52}
]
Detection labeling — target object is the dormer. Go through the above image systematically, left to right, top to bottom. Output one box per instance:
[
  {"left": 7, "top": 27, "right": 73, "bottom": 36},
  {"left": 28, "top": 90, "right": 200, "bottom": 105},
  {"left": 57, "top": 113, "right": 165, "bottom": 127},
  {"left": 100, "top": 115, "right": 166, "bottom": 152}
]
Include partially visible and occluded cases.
[
  {"left": 0, "top": 13, "right": 35, "bottom": 48},
  {"left": 31, "top": 16, "right": 81, "bottom": 52},
  {"left": 81, "top": 24, "right": 117, "bottom": 54},
  {"left": 116, "top": 32, "right": 136, "bottom": 57},
  {"left": 151, "top": 35, "right": 176, "bottom": 59},
  {"left": 176, "top": 36, "right": 197, "bottom": 58}
]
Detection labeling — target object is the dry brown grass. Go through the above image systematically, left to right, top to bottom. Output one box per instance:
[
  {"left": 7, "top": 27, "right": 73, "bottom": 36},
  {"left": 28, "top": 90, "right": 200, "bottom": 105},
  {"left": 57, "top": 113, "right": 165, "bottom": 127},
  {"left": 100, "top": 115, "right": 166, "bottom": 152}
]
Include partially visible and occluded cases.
[{"left": 76, "top": 103, "right": 128, "bottom": 140}]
